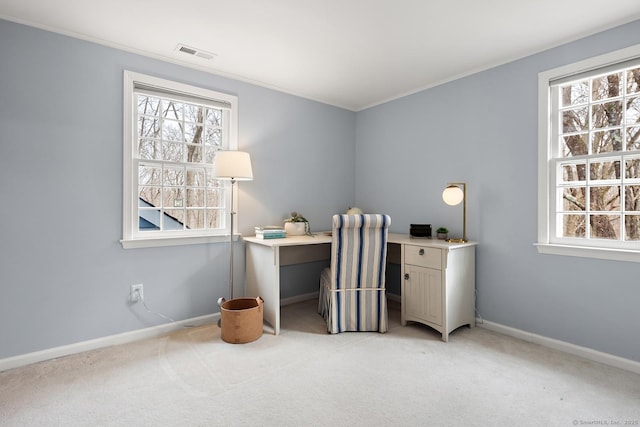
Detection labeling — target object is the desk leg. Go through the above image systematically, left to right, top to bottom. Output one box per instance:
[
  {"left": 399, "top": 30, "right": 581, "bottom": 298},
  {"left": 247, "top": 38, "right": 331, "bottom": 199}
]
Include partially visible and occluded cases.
[{"left": 245, "top": 242, "right": 280, "bottom": 335}]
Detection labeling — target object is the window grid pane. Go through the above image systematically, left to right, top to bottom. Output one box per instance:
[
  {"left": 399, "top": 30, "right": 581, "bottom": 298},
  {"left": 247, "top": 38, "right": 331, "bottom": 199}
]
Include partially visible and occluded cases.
[
  {"left": 554, "top": 64, "right": 640, "bottom": 242},
  {"left": 135, "top": 93, "right": 226, "bottom": 233}
]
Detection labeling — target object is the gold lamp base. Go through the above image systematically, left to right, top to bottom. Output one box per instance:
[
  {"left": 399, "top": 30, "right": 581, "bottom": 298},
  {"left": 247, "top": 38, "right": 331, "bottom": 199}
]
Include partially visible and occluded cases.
[{"left": 446, "top": 238, "right": 467, "bottom": 243}]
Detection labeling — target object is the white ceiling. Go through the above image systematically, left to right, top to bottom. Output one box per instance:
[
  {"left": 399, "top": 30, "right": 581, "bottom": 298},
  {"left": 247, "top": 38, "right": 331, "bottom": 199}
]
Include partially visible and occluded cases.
[{"left": 2, "top": 0, "right": 640, "bottom": 111}]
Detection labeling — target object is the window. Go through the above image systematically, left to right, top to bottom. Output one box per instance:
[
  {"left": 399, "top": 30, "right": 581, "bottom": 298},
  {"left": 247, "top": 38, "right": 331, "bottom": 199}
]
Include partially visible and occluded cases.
[
  {"left": 538, "top": 44, "right": 640, "bottom": 262},
  {"left": 122, "top": 71, "right": 237, "bottom": 248}
]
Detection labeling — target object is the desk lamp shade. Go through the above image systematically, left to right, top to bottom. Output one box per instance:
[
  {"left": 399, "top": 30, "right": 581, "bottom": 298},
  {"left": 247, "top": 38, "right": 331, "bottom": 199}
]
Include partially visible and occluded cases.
[
  {"left": 213, "top": 151, "right": 253, "bottom": 181},
  {"left": 442, "top": 183, "right": 466, "bottom": 242},
  {"left": 442, "top": 185, "right": 464, "bottom": 206}
]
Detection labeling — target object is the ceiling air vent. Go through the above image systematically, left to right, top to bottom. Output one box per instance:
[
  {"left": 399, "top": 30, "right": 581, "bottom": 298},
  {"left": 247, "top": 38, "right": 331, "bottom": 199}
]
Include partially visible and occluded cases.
[{"left": 176, "top": 44, "right": 216, "bottom": 60}]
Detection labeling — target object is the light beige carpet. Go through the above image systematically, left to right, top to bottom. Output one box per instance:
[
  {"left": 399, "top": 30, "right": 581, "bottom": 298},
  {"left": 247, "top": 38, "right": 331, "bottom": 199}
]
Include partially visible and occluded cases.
[{"left": 1, "top": 300, "right": 639, "bottom": 426}]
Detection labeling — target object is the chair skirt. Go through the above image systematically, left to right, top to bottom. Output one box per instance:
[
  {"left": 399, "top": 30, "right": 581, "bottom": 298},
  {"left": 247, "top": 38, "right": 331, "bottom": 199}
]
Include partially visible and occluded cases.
[{"left": 318, "top": 267, "right": 388, "bottom": 334}]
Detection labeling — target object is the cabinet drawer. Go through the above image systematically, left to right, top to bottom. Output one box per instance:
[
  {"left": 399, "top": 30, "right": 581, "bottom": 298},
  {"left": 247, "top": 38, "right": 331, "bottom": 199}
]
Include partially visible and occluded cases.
[{"left": 404, "top": 245, "right": 441, "bottom": 269}]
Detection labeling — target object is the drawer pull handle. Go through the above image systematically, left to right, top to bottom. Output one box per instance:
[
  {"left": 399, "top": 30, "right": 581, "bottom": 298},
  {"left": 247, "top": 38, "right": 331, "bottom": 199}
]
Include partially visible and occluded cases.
[
  {"left": 418, "top": 248, "right": 425, "bottom": 255},
  {"left": 404, "top": 273, "right": 410, "bottom": 280}
]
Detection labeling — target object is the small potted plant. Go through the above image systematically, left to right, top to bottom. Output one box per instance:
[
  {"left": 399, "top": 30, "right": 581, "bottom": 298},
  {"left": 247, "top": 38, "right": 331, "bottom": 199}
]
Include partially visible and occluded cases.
[
  {"left": 284, "top": 211, "right": 312, "bottom": 236},
  {"left": 436, "top": 227, "right": 449, "bottom": 240}
]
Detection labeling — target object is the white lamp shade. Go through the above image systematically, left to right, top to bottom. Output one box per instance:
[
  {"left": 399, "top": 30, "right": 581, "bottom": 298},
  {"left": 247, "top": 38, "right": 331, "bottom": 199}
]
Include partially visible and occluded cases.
[
  {"left": 214, "top": 151, "right": 253, "bottom": 181},
  {"left": 442, "top": 185, "right": 464, "bottom": 206}
]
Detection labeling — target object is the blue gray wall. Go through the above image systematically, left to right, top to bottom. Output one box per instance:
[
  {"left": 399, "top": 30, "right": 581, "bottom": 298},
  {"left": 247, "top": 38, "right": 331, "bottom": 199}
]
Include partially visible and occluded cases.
[
  {"left": 2, "top": 17, "right": 639, "bottom": 363},
  {"left": 0, "top": 19, "right": 355, "bottom": 360},
  {"left": 356, "top": 20, "right": 640, "bottom": 362}
]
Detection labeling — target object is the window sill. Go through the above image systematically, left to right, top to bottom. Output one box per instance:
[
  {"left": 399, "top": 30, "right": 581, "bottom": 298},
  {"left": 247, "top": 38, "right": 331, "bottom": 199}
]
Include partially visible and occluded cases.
[
  {"left": 121, "top": 234, "right": 240, "bottom": 249},
  {"left": 535, "top": 243, "right": 640, "bottom": 263}
]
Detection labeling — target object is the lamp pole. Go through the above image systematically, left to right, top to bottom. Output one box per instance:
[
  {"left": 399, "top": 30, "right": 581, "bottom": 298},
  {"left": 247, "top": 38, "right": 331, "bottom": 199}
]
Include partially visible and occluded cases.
[
  {"left": 218, "top": 177, "right": 236, "bottom": 308},
  {"left": 228, "top": 177, "right": 236, "bottom": 300},
  {"left": 459, "top": 182, "right": 466, "bottom": 242}
]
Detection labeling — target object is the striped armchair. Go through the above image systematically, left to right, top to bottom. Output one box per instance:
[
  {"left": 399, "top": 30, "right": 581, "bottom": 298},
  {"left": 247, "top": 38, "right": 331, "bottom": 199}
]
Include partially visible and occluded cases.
[{"left": 318, "top": 214, "right": 391, "bottom": 334}]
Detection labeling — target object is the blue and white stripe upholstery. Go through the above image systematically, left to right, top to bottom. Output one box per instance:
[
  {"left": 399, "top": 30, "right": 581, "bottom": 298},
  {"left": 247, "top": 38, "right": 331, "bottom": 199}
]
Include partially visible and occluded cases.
[{"left": 318, "top": 214, "right": 391, "bottom": 334}]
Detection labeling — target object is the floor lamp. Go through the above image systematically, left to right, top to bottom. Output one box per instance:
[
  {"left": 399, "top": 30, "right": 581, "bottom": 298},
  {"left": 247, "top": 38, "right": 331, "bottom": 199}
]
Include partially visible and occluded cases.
[
  {"left": 213, "top": 151, "right": 253, "bottom": 306},
  {"left": 442, "top": 182, "right": 466, "bottom": 243}
]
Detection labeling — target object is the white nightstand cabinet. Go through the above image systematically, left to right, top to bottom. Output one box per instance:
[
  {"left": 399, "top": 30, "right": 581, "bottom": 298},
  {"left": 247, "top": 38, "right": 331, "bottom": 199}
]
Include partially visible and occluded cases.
[{"left": 400, "top": 240, "right": 476, "bottom": 342}]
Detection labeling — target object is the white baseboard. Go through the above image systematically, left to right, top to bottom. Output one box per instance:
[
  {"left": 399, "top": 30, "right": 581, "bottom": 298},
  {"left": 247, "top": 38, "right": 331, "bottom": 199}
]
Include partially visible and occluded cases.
[
  {"left": 281, "top": 292, "right": 318, "bottom": 306},
  {"left": 281, "top": 292, "right": 401, "bottom": 305},
  {"left": 387, "top": 293, "right": 401, "bottom": 303},
  {"left": 9, "top": 304, "right": 636, "bottom": 376},
  {"left": 0, "top": 313, "right": 219, "bottom": 372},
  {"left": 477, "top": 318, "right": 640, "bottom": 374}
]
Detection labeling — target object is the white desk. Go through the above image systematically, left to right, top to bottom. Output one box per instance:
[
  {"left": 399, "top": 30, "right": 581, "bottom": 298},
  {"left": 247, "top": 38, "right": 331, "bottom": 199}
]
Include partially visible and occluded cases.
[
  {"left": 243, "top": 232, "right": 476, "bottom": 338},
  {"left": 244, "top": 233, "right": 332, "bottom": 335}
]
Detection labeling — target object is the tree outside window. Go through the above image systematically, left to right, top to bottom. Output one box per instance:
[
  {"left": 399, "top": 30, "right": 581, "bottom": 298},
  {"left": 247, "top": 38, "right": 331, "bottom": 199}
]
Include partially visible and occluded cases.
[{"left": 554, "top": 65, "right": 640, "bottom": 243}]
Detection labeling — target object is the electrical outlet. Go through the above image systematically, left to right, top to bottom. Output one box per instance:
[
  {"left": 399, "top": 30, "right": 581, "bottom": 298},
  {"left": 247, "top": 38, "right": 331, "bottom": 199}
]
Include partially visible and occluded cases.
[{"left": 130, "top": 284, "right": 143, "bottom": 302}]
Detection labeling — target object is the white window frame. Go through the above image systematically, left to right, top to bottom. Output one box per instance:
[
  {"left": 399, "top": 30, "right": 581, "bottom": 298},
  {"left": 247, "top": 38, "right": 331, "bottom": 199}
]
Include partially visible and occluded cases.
[
  {"left": 537, "top": 44, "right": 640, "bottom": 262},
  {"left": 121, "top": 71, "right": 238, "bottom": 249}
]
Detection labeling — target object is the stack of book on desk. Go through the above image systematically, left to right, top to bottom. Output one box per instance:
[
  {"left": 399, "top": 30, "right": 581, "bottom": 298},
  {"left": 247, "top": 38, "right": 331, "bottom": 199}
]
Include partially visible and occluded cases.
[{"left": 254, "top": 226, "right": 286, "bottom": 239}]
